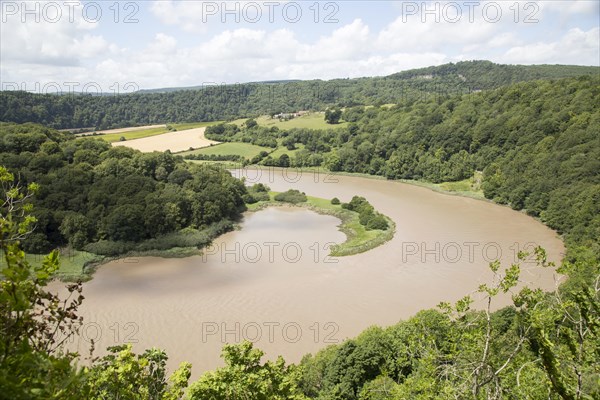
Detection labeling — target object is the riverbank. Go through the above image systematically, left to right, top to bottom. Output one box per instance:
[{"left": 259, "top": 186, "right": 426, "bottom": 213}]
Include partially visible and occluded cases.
[
  {"left": 228, "top": 164, "right": 484, "bottom": 198},
  {"left": 42, "top": 168, "right": 500, "bottom": 282},
  {"left": 44, "top": 187, "right": 396, "bottom": 281},
  {"left": 247, "top": 192, "right": 396, "bottom": 256},
  {"left": 43, "top": 222, "right": 236, "bottom": 282},
  {"left": 40, "top": 246, "right": 206, "bottom": 282}
]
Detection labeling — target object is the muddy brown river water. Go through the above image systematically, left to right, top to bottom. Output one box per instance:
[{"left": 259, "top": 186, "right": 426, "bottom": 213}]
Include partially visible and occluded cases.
[{"left": 50, "top": 168, "right": 564, "bottom": 379}]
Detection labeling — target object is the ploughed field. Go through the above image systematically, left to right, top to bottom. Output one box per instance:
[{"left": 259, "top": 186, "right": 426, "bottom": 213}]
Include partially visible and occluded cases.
[{"left": 111, "top": 127, "right": 218, "bottom": 152}]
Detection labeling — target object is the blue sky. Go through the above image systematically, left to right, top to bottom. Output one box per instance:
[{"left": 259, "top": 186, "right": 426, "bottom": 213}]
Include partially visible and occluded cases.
[{"left": 1, "top": 1, "right": 598, "bottom": 92}]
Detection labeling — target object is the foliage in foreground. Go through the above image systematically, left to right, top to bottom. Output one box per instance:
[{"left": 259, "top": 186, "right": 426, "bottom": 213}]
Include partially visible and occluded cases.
[
  {"left": 0, "top": 169, "right": 192, "bottom": 399},
  {"left": 298, "top": 248, "right": 599, "bottom": 400},
  {"left": 187, "top": 341, "right": 306, "bottom": 400}
]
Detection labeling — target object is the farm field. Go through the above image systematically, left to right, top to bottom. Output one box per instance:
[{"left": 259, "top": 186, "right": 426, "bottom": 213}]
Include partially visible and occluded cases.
[
  {"left": 231, "top": 113, "right": 348, "bottom": 130},
  {"left": 84, "top": 122, "right": 222, "bottom": 143},
  {"left": 95, "top": 124, "right": 165, "bottom": 135},
  {"left": 112, "top": 127, "right": 218, "bottom": 152},
  {"left": 179, "top": 142, "right": 270, "bottom": 159}
]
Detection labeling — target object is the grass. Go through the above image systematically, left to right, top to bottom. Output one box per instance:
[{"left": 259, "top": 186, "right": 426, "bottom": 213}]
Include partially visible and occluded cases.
[
  {"left": 231, "top": 113, "right": 348, "bottom": 130},
  {"left": 257, "top": 114, "right": 348, "bottom": 130},
  {"left": 84, "top": 121, "right": 222, "bottom": 143},
  {"left": 170, "top": 121, "right": 223, "bottom": 131},
  {"left": 98, "top": 126, "right": 170, "bottom": 142},
  {"left": 182, "top": 140, "right": 306, "bottom": 164},
  {"left": 179, "top": 142, "right": 270, "bottom": 159},
  {"left": 269, "top": 143, "right": 306, "bottom": 159},
  {"left": 186, "top": 160, "right": 245, "bottom": 168},
  {"left": 31, "top": 169, "right": 478, "bottom": 280},
  {"left": 400, "top": 171, "right": 485, "bottom": 199},
  {"left": 246, "top": 191, "right": 395, "bottom": 256},
  {"left": 34, "top": 222, "right": 236, "bottom": 282},
  {"left": 25, "top": 249, "right": 105, "bottom": 282}
]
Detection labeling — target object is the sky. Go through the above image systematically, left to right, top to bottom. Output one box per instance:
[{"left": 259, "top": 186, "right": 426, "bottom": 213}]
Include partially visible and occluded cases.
[{"left": 1, "top": 0, "right": 598, "bottom": 92}]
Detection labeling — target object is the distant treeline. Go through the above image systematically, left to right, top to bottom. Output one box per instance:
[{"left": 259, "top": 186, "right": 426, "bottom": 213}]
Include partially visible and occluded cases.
[{"left": 1, "top": 61, "right": 597, "bottom": 129}]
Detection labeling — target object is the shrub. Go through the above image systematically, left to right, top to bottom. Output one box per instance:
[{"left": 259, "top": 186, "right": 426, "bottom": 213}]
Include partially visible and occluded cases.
[
  {"left": 251, "top": 183, "right": 270, "bottom": 193},
  {"left": 274, "top": 189, "right": 307, "bottom": 204},
  {"left": 242, "top": 194, "right": 258, "bottom": 204},
  {"left": 331, "top": 197, "right": 340, "bottom": 205},
  {"left": 359, "top": 208, "right": 375, "bottom": 226},
  {"left": 366, "top": 214, "right": 389, "bottom": 230},
  {"left": 84, "top": 240, "right": 135, "bottom": 256}
]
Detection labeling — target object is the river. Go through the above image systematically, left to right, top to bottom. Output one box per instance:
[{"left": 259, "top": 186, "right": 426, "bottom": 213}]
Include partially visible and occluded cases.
[{"left": 51, "top": 168, "right": 564, "bottom": 379}]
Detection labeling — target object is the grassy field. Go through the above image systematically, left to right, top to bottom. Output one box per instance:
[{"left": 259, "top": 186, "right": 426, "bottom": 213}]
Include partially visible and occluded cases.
[
  {"left": 231, "top": 113, "right": 348, "bottom": 130},
  {"left": 257, "top": 114, "right": 348, "bottom": 130},
  {"left": 91, "top": 121, "right": 222, "bottom": 143},
  {"left": 99, "top": 126, "right": 169, "bottom": 142},
  {"left": 182, "top": 140, "right": 306, "bottom": 163},
  {"left": 179, "top": 142, "right": 270, "bottom": 159},
  {"left": 246, "top": 192, "right": 395, "bottom": 256}
]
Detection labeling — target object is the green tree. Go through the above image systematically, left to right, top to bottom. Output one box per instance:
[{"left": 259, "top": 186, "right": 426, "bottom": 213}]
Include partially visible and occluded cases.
[
  {"left": 325, "top": 109, "right": 342, "bottom": 124},
  {"left": 245, "top": 118, "right": 258, "bottom": 129},
  {"left": 279, "top": 153, "right": 291, "bottom": 167},
  {"left": 0, "top": 166, "right": 85, "bottom": 399},
  {"left": 187, "top": 341, "right": 307, "bottom": 400},
  {"left": 83, "top": 345, "right": 191, "bottom": 400}
]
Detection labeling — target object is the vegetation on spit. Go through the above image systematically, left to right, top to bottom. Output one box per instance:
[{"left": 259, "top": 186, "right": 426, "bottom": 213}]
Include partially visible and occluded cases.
[{"left": 245, "top": 185, "right": 395, "bottom": 257}]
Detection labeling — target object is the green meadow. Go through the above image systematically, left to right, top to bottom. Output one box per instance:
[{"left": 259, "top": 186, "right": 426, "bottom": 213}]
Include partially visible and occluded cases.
[
  {"left": 231, "top": 113, "right": 348, "bottom": 130},
  {"left": 179, "top": 142, "right": 270, "bottom": 159}
]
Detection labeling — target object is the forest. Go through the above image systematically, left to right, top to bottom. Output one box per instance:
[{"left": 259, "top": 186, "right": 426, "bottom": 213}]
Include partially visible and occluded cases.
[
  {"left": 0, "top": 61, "right": 597, "bottom": 130},
  {"left": 0, "top": 64, "right": 599, "bottom": 399},
  {"left": 0, "top": 122, "right": 248, "bottom": 256}
]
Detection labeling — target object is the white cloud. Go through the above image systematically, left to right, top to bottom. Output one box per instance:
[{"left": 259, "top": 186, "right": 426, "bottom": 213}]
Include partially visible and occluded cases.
[
  {"left": 149, "top": 0, "right": 291, "bottom": 33},
  {"left": 539, "top": 0, "right": 600, "bottom": 15},
  {"left": 0, "top": 1, "right": 109, "bottom": 66},
  {"left": 1, "top": 1, "right": 598, "bottom": 91},
  {"left": 376, "top": 11, "right": 501, "bottom": 54},
  {"left": 297, "top": 19, "right": 370, "bottom": 62},
  {"left": 501, "top": 27, "right": 600, "bottom": 65}
]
